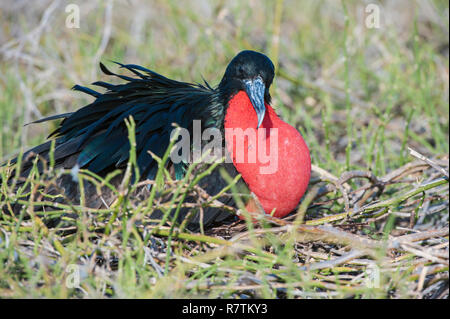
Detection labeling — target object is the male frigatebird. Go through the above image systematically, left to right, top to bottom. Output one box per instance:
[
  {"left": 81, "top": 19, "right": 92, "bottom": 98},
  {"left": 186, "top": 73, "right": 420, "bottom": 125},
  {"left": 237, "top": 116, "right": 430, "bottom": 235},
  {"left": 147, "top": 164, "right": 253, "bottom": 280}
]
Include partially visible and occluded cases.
[{"left": 8, "top": 50, "right": 311, "bottom": 226}]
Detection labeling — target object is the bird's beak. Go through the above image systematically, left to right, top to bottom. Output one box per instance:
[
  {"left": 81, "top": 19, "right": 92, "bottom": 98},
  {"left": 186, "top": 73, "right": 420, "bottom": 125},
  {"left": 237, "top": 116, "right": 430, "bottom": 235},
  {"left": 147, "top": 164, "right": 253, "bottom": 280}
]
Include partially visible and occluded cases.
[{"left": 244, "top": 77, "right": 266, "bottom": 129}]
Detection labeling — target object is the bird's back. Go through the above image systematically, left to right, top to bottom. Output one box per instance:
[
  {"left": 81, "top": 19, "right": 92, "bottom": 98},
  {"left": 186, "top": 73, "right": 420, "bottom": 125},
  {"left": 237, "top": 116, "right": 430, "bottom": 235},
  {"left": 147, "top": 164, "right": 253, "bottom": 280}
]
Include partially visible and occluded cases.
[{"left": 3, "top": 62, "right": 236, "bottom": 228}]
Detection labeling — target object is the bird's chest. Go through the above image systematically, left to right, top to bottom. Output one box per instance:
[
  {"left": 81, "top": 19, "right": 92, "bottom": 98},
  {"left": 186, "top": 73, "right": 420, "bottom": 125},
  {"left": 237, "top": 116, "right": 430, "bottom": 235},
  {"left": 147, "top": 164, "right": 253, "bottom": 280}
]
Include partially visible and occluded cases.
[{"left": 224, "top": 92, "right": 311, "bottom": 217}]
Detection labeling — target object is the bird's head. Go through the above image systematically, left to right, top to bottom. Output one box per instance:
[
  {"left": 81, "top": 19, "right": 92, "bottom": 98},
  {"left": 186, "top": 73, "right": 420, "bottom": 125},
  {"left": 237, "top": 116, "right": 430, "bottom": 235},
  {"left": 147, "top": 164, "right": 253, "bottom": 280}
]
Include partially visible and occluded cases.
[{"left": 219, "top": 50, "right": 275, "bottom": 128}]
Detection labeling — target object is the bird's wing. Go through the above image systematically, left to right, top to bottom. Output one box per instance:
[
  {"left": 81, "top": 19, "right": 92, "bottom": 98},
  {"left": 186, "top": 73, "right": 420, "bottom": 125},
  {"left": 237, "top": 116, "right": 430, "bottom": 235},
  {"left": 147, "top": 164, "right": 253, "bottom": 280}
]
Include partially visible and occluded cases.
[{"left": 21, "top": 62, "right": 220, "bottom": 181}]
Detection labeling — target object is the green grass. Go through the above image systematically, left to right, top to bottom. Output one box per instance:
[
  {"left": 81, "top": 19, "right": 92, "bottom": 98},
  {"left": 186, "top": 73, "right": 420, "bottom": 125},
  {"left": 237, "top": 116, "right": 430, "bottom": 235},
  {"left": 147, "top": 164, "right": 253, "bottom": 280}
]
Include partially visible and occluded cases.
[{"left": 0, "top": 0, "right": 448, "bottom": 298}]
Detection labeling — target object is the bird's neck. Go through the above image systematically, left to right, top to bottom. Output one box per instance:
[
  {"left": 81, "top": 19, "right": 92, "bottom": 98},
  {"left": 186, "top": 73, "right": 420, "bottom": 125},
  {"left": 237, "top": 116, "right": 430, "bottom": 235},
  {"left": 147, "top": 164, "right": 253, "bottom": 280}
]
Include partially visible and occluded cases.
[{"left": 224, "top": 91, "right": 279, "bottom": 129}]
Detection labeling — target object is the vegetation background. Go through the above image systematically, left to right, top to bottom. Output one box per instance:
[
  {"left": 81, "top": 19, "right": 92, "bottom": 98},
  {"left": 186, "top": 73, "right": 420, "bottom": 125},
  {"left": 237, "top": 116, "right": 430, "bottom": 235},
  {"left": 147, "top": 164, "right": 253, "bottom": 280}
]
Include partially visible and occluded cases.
[{"left": 0, "top": 0, "right": 448, "bottom": 298}]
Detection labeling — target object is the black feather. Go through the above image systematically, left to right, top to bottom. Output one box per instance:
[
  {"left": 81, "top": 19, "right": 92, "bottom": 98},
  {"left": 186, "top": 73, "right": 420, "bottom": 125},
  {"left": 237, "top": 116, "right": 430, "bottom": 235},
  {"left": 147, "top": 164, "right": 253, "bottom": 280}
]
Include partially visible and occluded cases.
[
  {"left": 27, "top": 62, "right": 226, "bottom": 179},
  {"left": 72, "top": 85, "right": 101, "bottom": 98},
  {"left": 24, "top": 112, "right": 74, "bottom": 126}
]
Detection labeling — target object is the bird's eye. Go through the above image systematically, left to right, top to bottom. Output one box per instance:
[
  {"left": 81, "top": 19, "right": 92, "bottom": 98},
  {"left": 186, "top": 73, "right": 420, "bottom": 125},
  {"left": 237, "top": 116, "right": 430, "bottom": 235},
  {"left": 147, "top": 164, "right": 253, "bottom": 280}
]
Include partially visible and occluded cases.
[{"left": 237, "top": 66, "right": 245, "bottom": 76}]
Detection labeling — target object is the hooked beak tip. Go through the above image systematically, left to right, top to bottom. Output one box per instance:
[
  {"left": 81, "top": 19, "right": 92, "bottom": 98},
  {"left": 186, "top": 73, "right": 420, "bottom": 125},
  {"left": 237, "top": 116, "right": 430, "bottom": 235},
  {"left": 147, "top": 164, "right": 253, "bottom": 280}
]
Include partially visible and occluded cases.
[{"left": 257, "top": 115, "right": 264, "bottom": 129}]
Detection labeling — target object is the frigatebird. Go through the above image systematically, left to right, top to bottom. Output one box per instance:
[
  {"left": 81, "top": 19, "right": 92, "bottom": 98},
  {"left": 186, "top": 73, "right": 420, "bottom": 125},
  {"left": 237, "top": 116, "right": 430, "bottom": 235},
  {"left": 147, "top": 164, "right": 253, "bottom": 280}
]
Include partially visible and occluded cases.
[{"left": 6, "top": 50, "right": 311, "bottom": 227}]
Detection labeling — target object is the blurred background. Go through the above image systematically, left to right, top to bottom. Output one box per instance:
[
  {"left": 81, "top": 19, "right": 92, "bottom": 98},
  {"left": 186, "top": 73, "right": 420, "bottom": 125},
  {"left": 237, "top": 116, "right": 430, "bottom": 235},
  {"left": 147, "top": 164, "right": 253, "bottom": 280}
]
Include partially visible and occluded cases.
[{"left": 0, "top": 0, "right": 448, "bottom": 175}]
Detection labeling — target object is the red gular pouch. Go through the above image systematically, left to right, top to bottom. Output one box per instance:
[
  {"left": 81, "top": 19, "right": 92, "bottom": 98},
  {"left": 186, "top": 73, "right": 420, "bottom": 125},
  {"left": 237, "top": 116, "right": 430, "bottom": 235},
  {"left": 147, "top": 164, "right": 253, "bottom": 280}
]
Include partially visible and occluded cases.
[{"left": 224, "top": 91, "right": 311, "bottom": 219}]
